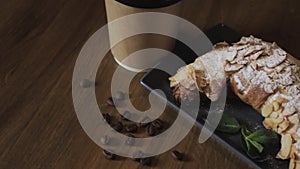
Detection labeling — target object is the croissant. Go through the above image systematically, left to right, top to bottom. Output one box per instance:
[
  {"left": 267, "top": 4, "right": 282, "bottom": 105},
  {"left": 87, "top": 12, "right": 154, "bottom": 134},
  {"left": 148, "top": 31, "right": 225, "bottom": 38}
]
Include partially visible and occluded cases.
[{"left": 169, "top": 36, "right": 300, "bottom": 169}]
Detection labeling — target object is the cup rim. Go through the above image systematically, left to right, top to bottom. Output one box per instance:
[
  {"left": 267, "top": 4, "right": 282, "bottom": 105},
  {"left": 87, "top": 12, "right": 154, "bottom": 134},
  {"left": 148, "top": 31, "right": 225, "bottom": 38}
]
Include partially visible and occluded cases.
[{"left": 115, "top": 0, "right": 182, "bottom": 9}]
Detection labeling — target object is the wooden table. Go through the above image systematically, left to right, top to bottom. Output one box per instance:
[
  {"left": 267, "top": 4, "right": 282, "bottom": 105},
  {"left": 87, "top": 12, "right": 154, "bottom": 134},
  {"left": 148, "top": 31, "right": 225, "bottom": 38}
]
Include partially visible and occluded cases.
[{"left": 1, "top": 0, "right": 299, "bottom": 169}]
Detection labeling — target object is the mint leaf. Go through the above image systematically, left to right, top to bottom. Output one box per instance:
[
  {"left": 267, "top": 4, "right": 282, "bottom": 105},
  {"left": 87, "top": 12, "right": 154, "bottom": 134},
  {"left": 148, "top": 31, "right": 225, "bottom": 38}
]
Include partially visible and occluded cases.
[
  {"left": 217, "top": 114, "right": 241, "bottom": 133},
  {"left": 241, "top": 127, "right": 252, "bottom": 151},
  {"left": 241, "top": 127, "right": 251, "bottom": 137},
  {"left": 241, "top": 127, "right": 279, "bottom": 161},
  {"left": 242, "top": 127, "right": 264, "bottom": 153},
  {"left": 246, "top": 128, "right": 278, "bottom": 145},
  {"left": 248, "top": 139, "right": 264, "bottom": 153}
]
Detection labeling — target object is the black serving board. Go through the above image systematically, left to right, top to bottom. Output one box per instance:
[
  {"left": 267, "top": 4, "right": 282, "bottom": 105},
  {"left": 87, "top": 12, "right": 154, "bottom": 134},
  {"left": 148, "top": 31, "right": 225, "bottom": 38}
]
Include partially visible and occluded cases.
[{"left": 141, "top": 24, "right": 289, "bottom": 169}]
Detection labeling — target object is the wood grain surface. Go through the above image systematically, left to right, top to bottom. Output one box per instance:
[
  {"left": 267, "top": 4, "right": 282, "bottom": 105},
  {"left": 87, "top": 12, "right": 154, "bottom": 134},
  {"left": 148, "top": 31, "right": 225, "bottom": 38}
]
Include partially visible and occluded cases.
[{"left": 0, "top": 0, "right": 299, "bottom": 169}]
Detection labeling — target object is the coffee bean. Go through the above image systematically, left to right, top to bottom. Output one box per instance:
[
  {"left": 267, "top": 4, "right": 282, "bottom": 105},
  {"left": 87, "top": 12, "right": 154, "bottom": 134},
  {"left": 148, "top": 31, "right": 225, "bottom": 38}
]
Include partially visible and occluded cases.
[
  {"left": 115, "top": 91, "right": 125, "bottom": 101},
  {"left": 107, "top": 97, "right": 115, "bottom": 107},
  {"left": 121, "top": 111, "right": 131, "bottom": 121},
  {"left": 102, "top": 113, "right": 111, "bottom": 124},
  {"left": 139, "top": 116, "right": 151, "bottom": 128},
  {"left": 151, "top": 119, "right": 164, "bottom": 130},
  {"left": 113, "top": 122, "right": 123, "bottom": 132},
  {"left": 125, "top": 124, "right": 138, "bottom": 133},
  {"left": 147, "top": 125, "right": 156, "bottom": 136},
  {"left": 125, "top": 134, "right": 135, "bottom": 146},
  {"left": 100, "top": 135, "right": 110, "bottom": 145},
  {"left": 103, "top": 150, "right": 116, "bottom": 160},
  {"left": 171, "top": 150, "right": 184, "bottom": 161},
  {"left": 140, "top": 157, "right": 152, "bottom": 166}
]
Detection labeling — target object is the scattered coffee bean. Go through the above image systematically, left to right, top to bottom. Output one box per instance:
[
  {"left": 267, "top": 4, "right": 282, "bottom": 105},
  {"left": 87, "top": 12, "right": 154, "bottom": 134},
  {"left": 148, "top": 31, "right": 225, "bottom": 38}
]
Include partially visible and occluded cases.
[
  {"left": 115, "top": 91, "right": 125, "bottom": 101},
  {"left": 107, "top": 97, "right": 115, "bottom": 107},
  {"left": 121, "top": 111, "right": 131, "bottom": 121},
  {"left": 102, "top": 113, "right": 111, "bottom": 124},
  {"left": 139, "top": 116, "right": 151, "bottom": 128},
  {"left": 151, "top": 119, "right": 164, "bottom": 130},
  {"left": 113, "top": 122, "right": 123, "bottom": 132},
  {"left": 125, "top": 124, "right": 138, "bottom": 133},
  {"left": 147, "top": 125, "right": 156, "bottom": 136},
  {"left": 125, "top": 134, "right": 135, "bottom": 146},
  {"left": 100, "top": 135, "right": 110, "bottom": 145},
  {"left": 103, "top": 150, "right": 116, "bottom": 160},
  {"left": 171, "top": 150, "right": 184, "bottom": 161},
  {"left": 140, "top": 157, "right": 152, "bottom": 166}
]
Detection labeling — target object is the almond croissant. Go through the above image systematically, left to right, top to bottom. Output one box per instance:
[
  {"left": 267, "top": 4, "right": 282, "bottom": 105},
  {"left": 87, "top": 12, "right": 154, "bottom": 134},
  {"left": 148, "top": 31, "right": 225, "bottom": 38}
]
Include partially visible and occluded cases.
[{"left": 169, "top": 36, "right": 300, "bottom": 169}]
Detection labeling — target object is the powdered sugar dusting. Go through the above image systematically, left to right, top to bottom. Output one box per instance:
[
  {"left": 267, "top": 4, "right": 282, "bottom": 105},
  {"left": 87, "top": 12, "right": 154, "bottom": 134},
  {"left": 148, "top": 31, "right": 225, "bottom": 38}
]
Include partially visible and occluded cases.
[{"left": 170, "top": 36, "right": 300, "bottom": 154}]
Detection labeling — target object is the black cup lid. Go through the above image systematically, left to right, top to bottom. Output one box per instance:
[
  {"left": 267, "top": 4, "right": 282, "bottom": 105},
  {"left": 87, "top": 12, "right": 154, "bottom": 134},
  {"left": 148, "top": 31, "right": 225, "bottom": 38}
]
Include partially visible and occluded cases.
[{"left": 116, "top": 0, "right": 182, "bottom": 9}]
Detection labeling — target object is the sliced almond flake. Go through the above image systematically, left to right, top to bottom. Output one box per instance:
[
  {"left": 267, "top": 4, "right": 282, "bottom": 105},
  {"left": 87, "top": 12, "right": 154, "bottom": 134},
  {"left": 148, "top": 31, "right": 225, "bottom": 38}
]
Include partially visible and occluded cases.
[
  {"left": 236, "top": 36, "right": 263, "bottom": 45},
  {"left": 171, "top": 37, "right": 300, "bottom": 168},
  {"left": 234, "top": 37, "right": 250, "bottom": 45},
  {"left": 214, "top": 42, "right": 229, "bottom": 49},
  {"left": 229, "top": 44, "right": 249, "bottom": 51},
  {"left": 244, "top": 45, "right": 265, "bottom": 57},
  {"left": 236, "top": 47, "right": 253, "bottom": 57},
  {"left": 264, "top": 47, "right": 274, "bottom": 56},
  {"left": 273, "top": 48, "right": 288, "bottom": 56},
  {"left": 223, "top": 50, "right": 237, "bottom": 62},
  {"left": 250, "top": 50, "right": 264, "bottom": 60},
  {"left": 257, "top": 54, "right": 286, "bottom": 68},
  {"left": 267, "top": 55, "right": 287, "bottom": 68},
  {"left": 257, "top": 57, "right": 267, "bottom": 67},
  {"left": 237, "top": 60, "right": 249, "bottom": 65},
  {"left": 250, "top": 61, "right": 258, "bottom": 70},
  {"left": 275, "top": 63, "right": 289, "bottom": 72},
  {"left": 225, "top": 64, "right": 243, "bottom": 72},
  {"left": 264, "top": 66, "right": 275, "bottom": 74},
  {"left": 285, "top": 66, "right": 293, "bottom": 75},
  {"left": 250, "top": 70, "right": 271, "bottom": 85},
  {"left": 232, "top": 74, "right": 246, "bottom": 92},
  {"left": 277, "top": 75, "right": 294, "bottom": 86},
  {"left": 264, "top": 83, "right": 277, "bottom": 94},
  {"left": 285, "top": 85, "right": 300, "bottom": 96},
  {"left": 273, "top": 101, "right": 281, "bottom": 111},
  {"left": 262, "top": 104, "right": 274, "bottom": 117},
  {"left": 282, "top": 106, "right": 296, "bottom": 116},
  {"left": 270, "top": 111, "right": 279, "bottom": 118},
  {"left": 286, "top": 114, "right": 299, "bottom": 135},
  {"left": 263, "top": 118, "right": 276, "bottom": 129},
  {"left": 278, "top": 120, "right": 290, "bottom": 134},
  {"left": 276, "top": 134, "right": 292, "bottom": 159},
  {"left": 293, "top": 143, "right": 300, "bottom": 160},
  {"left": 289, "top": 158, "right": 296, "bottom": 169}
]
